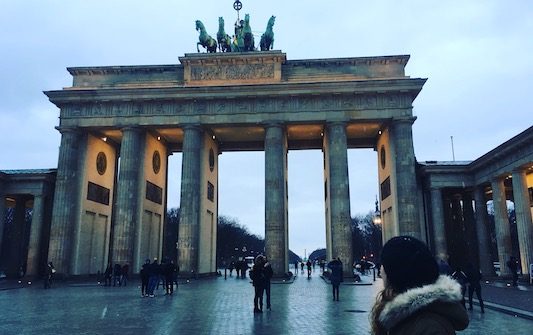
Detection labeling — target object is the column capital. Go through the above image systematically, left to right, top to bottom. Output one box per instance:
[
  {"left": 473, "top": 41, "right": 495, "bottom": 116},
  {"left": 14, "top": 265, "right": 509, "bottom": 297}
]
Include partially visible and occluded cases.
[
  {"left": 263, "top": 121, "right": 285, "bottom": 129},
  {"left": 326, "top": 121, "right": 347, "bottom": 128},
  {"left": 181, "top": 124, "right": 203, "bottom": 131},
  {"left": 120, "top": 126, "right": 144, "bottom": 133}
]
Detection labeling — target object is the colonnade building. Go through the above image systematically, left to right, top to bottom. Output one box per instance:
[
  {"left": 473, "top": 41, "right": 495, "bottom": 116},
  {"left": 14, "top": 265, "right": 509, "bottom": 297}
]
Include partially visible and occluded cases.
[{"left": 0, "top": 51, "right": 531, "bottom": 280}]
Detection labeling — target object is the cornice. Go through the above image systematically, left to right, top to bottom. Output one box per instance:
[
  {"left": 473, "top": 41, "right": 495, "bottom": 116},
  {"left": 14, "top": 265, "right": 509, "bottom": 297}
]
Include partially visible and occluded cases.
[{"left": 44, "top": 78, "right": 427, "bottom": 106}]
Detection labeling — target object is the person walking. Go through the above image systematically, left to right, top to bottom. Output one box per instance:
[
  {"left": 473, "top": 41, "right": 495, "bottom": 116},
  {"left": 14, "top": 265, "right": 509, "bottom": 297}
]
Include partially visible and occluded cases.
[
  {"left": 370, "top": 236, "right": 469, "bottom": 335},
  {"left": 251, "top": 255, "right": 267, "bottom": 313},
  {"left": 264, "top": 256, "right": 274, "bottom": 311},
  {"left": 506, "top": 256, "right": 519, "bottom": 286},
  {"left": 327, "top": 257, "right": 343, "bottom": 301},
  {"left": 147, "top": 258, "right": 160, "bottom": 297},
  {"left": 140, "top": 259, "right": 150, "bottom": 297},
  {"left": 164, "top": 259, "right": 176, "bottom": 295},
  {"left": 306, "top": 260, "right": 312, "bottom": 278},
  {"left": 44, "top": 261, "right": 55, "bottom": 289},
  {"left": 104, "top": 262, "right": 113, "bottom": 286},
  {"left": 113, "top": 263, "right": 122, "bottom": 287},
  {"left": 121, "top": 263, "right": 129, "bottom": 287},
  {"left": 465, "top": 263, "right": 484, "bottom": 313},
  {"left": 451, "top": 267, "right": 468, "bottom": 308}
]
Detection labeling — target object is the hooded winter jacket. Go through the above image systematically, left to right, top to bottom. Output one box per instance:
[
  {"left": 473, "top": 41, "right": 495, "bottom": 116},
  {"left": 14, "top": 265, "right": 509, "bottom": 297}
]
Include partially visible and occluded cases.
[{"left": 378, "top": 275, "right": 469, "bottom": 334}]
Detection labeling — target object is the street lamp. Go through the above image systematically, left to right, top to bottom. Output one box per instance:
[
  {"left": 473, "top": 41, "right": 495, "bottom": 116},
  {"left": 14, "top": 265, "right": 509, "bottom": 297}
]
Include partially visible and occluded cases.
[{"left": 373, "top": 196, "right": 382, "bottom": 225}]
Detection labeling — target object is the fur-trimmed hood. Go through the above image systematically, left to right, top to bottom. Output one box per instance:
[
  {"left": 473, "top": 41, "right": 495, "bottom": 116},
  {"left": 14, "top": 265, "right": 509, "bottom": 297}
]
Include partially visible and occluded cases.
[{"left": 379, "top": 275, "right": 468, "bottom": 331}]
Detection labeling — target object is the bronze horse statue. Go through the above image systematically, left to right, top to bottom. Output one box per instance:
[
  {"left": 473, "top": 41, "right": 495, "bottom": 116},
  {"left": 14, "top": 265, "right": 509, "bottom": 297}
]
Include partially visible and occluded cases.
[
  {"left": 242, "top": 14, "right": 255, "bottom": 52},
  {"left": 260, "top": 15, "right": 276, "bottom": 51},
  {"left": 217, "top": 17, "right": 232, "bottom": 52},
  {"left": 196, "top": 20, "right": 217, "bottom": 53}
]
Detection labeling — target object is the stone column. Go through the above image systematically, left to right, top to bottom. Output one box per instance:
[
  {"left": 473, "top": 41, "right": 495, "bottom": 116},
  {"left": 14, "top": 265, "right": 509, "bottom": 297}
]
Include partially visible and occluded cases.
[
  {"left": 390, "top": 118, "right": 420, "bottom": 237},
  {"left": 326, "top": 122, "right": 353, "bottom": 275},
  {"left": 264, "top": 124, "right": 288, "bottom": 276},
  {"left": 178, "top": 126, "right": 202, "bottom": 274},
  {"left": 113, "top": 127, "right": 144, "bottom": 266},
  {"left": 48, "top": 128, "right": 81, "bottom": 275},
  {"left": 512, "top": 169, "right": 533, "bottom": 279},
  {"left": 491, "top": 178, "right": 513, "bottom": 276},
  {"left": 473, "top": 186, "right": 495, "bottom": 276},
  {"left": 430, "top": 188, "right": 447, "bottom": 258},
  {"left": 462, "top": 192, "right": 478, "bottom": 264},
  {"left": 26, "top": 195, "right": 44, "bottom": 276}
]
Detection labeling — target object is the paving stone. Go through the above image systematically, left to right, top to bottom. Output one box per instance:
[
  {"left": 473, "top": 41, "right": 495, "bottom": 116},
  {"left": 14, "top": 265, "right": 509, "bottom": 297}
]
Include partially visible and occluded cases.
[{"left": 0, "top": 269, "right": 532, "bottom": 334}]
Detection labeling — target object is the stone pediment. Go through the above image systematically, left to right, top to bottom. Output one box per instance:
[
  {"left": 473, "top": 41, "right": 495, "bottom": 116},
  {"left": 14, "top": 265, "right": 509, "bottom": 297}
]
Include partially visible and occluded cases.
[{"left": 179, "top": 50, "right": 286, "bottom": 86}]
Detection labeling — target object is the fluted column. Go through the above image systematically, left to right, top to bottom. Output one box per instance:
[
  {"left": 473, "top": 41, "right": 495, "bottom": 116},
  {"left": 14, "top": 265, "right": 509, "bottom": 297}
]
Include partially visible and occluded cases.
[
  {"left": 390, "top": 118, "right": 420, "bottom": 237},
  {"left": 326, "top": 122, "right": 353, "bottom": 275},
  {"left": 264, "top": 124, "right": 288, "bottom": 276},
  {"left": 178, "top": 126, "right": 202, "bottom": 274},
  {"left": 113, "top": 127, "right": 144, "bottom": 266},
  {"left": 48, "top": 128, "right": 81, "bottom": 275},
  {"left": 512, "top": 170, "right": 533, "bottom": 279},
  {"left": 491, "top": 178, "right": 513, "bottom": 276},
  {"left": 473, "top": 186, "right": 495, "bottom": 276},
  {"left": 430, "top": 188, "right": 447, "bottom": 258},
  {"left": 462, "top": 192, "right": 477, "bottom": 264},
  {"left": 26, "top": 195, "right": 44, "bottom": 276}
]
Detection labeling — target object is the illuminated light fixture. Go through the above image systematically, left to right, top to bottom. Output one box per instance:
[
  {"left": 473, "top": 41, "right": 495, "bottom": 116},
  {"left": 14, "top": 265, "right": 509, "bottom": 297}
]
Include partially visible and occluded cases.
[
  {"left": 378, "top": 130, "right": 382, "bottom": 135},
  {"left": 320, "top": 132, "right": 324, "bottom": 137},
  {"left": 212, "top": 135, "right": 216, "bottom": 140},
  {"left": 157, "top": 136, "right": 161, "bottom": 141},
  {"left": 102, "top": 137, "right": 107, "bottom": 142},
  {"left": 373, "top": 196, "right": 382, "bottom": 225}
]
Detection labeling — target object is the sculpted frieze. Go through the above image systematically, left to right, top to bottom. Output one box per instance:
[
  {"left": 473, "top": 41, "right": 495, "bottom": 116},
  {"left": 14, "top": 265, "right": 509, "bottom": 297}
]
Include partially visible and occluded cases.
[
  {"left": 190, "top": 63, "right": 275, "bottom": 82},
  {"left": 60, "top": 92, "right": 411, "bottom": 119}
]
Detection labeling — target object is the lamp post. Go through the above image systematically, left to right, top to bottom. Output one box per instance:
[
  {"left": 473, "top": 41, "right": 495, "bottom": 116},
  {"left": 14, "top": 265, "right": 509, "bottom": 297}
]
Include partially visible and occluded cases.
[{"left": 373, "top": 196, "right": 382, "bottom": 225}]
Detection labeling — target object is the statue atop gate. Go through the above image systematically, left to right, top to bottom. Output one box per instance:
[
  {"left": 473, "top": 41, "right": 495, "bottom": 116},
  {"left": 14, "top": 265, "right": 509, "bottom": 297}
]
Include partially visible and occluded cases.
[{"left": 196, "top": 0, "right": 275, "bottom": 53}]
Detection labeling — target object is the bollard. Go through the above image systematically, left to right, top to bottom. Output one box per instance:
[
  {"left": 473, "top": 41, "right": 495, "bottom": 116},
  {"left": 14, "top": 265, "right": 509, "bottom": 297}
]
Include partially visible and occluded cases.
[
  {"left": 373, "top": 267, "right": 376, "bottom": 282},
  {"left": 224, "top": 268, "right": 227, "bottom": 280}
]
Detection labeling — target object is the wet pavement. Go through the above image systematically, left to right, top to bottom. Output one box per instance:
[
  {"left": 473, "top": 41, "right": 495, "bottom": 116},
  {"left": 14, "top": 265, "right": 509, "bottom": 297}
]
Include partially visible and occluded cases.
[{"left": 1, "top": 270, "right": 532, "bottom": 335}]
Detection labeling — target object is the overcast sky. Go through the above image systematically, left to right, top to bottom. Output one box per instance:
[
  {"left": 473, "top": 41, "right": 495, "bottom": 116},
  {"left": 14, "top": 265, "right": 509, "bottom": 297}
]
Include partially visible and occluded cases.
[{"left": 1, "top": 1, "right": 531, "bottom": 258}]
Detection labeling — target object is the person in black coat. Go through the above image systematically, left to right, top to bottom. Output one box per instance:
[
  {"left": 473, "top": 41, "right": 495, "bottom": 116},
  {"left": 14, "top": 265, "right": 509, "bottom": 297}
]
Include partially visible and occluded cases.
[
  {"left": 251, "top": 255, "right": 267, "bottom": 313},
  {"left": 507, "top": 256, "right": 519, "bottom": 286},
  {"left": 263, "top": 257, "right": 274, "bottom": 310},
  {"left": 327, "top": 257, "right": 343, "bottom": 301},
  {"left": 147, "top": 258, "right": 160, "bottom": 297},
  {"left": 140, "top": 259, "right": 150, "bottom": 297},
  {"left": 465, "top": 262, "right": 484, "bottom": 313},
  {"left": 113, "top": 263, "right": 122, "bottom": 286}
]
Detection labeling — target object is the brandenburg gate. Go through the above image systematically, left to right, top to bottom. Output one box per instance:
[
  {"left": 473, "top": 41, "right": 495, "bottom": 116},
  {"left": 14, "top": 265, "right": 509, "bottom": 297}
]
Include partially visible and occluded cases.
[{"left": 44, "top": 51, "right": 425, "bottom": 277}]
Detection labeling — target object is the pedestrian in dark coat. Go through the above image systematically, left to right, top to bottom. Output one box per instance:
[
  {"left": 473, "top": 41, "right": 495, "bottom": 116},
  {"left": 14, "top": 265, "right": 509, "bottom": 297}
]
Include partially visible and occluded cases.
[
  {"left": 370, "top": 236, "right": 469, "bottom": 335},
  {"left": 251, "top": 255, "right": 267, "bottom": 313},
  {"left": 506, "top": 256, "right": 519, "bottom": 286},
  {"left": 264, "top": 257, "right": 274, "bottom": 310},
  {"left": 327, "top": 257, "right": 343, "bottom": 301},
  {"left": 147, "top": 258, "right": 160, "bottom": 297},
  {"left": 140, "top": 259, "right": 150, "bottom": 297},
  {"left": 44, "top": 262, "right": 55, "bottom": 289},
  {"left": 104, "top": 262, "right": 113, "bottom": 286},
  {"left": 465, "top": 262, "right": 484, "bottom": 313},
  {"left": 113, "top": 263, "right": 122, "bottom": 286},
  {"left": 121, "top": 263, "right": 129, "bottom": 287},
  {"left": 451, "top": 267, "right": 468, "bottom": 308}
]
